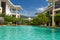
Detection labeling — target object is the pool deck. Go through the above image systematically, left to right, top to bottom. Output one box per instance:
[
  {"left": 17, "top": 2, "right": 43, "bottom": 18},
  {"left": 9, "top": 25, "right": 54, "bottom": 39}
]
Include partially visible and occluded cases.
[{"left": 0, "top": 25, "right": 60, "bottom": 29}]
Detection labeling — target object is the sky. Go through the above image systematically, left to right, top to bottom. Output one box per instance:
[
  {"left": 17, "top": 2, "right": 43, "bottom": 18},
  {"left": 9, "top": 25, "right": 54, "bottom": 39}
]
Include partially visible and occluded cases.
[{"left": 10, "top": 0, "right": 50, "bottom": 17}]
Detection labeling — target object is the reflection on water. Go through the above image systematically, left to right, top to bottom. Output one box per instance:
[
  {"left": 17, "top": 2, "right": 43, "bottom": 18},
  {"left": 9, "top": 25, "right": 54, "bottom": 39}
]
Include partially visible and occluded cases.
[
  {"left": 0, "top": 26, "right": 60, "bottom": 40},
  {"left": 52, "top": 28, "right": 60, "bottom": 40},
  {"left": 52, "top": 29, "right": 55, "bottom": 40}
]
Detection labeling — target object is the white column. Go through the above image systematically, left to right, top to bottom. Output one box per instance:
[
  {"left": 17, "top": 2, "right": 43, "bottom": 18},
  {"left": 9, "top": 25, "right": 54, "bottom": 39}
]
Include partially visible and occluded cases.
[
  {"left": 52, "top": 0, "right": 55, "bottom": 27},
  {"left": 10, "top": 9, "right": 12, "bottom": 16},
  {"left": 52, "top": 10, "right": 55, "bottom": 27},
  {"left": 16, "top": 14, "right": 17, "bottom": 18}
]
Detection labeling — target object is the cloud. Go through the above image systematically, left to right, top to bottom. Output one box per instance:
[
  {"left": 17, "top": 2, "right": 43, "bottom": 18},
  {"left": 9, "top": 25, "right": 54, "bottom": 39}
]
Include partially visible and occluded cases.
[
  {"left": 46, "top": 0, "right": 48, "bottom": 1},
  {"left": 36, "top": 6, "right": 47, "bottom": 13},
  {"left": 36, "top": 8, "right": 45, "bottom": 11},
  {"left": 20, "top": 9, "right": 28, "bottom": 16},
  {"left": 20, "top": 9, "right": 35, "bottom": 16}
]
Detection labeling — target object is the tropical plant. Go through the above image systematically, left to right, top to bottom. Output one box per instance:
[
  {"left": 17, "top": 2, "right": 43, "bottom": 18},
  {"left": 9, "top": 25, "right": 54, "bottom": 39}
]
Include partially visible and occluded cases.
[
  {"left": 0, "top": 13, "right": 26, "bottom": 24},
  {"left": 31, "top": 13, "right": 50, "bottom": 25},
  {"left": 55, "top": 13, "right": 60, "bottom": 26},
  {"left": 55, "top": 13, "right": 60, "bottom": 22}
]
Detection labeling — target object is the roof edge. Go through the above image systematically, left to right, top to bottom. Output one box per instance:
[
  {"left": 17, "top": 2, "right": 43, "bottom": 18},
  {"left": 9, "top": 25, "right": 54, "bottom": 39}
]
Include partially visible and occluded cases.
[{"left": 7, "top": 0, "right": 23, "bottom": 10}]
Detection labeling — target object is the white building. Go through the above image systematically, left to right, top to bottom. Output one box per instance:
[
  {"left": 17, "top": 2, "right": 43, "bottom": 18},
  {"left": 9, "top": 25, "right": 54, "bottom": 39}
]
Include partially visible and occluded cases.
[
  {"left": 0, "top": 0, "right": 22, "bottom": 18},
  {"left": 42, "top": 0, "right": 60, "bottom": 26}
]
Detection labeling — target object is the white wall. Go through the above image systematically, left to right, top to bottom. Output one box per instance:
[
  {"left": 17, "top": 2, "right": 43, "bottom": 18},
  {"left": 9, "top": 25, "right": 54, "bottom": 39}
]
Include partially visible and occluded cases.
[
  {"left": 0, "top": 0, "right": 1, "bottom": 7},
  {"left": 0, "top": 0, "right": 2, "bottom": 13},
  {"left": 5, "top": 3, "right": 20, "bottom": 18},
  {"left": 6, "top": 4, "right": 11, "bottom": 15},
  {"left": 16, "top": 14, "right": 20, "bottom": 18}
]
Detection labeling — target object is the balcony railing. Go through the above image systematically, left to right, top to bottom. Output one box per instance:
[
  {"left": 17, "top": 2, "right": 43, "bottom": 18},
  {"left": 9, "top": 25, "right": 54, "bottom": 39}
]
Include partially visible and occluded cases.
[
  {"left": 55, "top": 5, "right": 60, "bottom": 8},
  {"left": 11, "top": 10, "right": 19, "bottom": 14}
]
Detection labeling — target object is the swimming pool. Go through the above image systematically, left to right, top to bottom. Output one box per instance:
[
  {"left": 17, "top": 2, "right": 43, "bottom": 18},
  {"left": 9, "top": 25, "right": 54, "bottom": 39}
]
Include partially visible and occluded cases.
[{"left": 0, "top": 26, "right": 60, "bottom": 40}]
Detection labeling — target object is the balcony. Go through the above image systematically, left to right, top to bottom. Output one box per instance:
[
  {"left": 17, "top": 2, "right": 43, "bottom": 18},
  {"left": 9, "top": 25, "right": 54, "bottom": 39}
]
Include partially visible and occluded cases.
[
  {"left": 55, "top": 1, "right": 60, "bottom": 8},
  {"left": 11, "top": 9, "right": 20, "bottom": 18},
  {"left": 11, "top": 9, "right": 19, "bottom": 14},
  {"left": 12, "top": 13, "right": 20, "bottom": 18}
]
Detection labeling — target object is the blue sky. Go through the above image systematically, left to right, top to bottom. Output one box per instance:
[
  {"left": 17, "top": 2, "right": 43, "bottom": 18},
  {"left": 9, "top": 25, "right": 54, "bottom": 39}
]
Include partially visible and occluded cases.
[{"left": 10, "top": 0, "right": 49, "bottom": 17}]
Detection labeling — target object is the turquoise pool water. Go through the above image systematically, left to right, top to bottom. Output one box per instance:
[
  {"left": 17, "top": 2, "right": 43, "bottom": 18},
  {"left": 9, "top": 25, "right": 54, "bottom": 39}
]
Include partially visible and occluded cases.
[{"left": 0, "top": 26, "right": 60, "bottom": 40}]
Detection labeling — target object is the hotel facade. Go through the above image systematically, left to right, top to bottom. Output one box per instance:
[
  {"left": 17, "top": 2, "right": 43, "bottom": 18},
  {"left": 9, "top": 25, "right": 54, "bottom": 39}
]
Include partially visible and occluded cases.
[
  {"left": 0, "top": 0, "right": 22, "bottom": 18},
  {"left": 42, "top": 0, "right": 60, "bottom": 26}
]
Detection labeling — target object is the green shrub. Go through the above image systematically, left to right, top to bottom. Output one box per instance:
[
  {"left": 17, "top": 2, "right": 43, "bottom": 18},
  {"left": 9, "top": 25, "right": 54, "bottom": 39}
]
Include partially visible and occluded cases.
[{"left": 4, "top": 21, "right": 8, "bottom": 25}]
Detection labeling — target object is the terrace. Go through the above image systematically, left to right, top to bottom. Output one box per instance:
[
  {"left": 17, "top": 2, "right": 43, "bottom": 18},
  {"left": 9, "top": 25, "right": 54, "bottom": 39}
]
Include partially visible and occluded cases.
[{"left": 0, "top": 0, "right": 22, "bottom": 18}]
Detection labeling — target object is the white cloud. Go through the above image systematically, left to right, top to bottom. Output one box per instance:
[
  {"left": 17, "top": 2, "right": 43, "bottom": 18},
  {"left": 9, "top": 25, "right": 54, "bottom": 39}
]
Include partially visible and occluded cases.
[
  {"left": 46, "top": 0, "right": 48, "bottom": 1},
  {"left": 36, "top": 6, "right": 47, "bottom": 13},
  {"left": 36, "top": 8, "right": 45, "bottom": 11},
  {"left": 20, "top": 9, "right": 28, "bottom": 16},
  {"left": 20, "top": 9, "right": 34, "bottom": 16}
]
